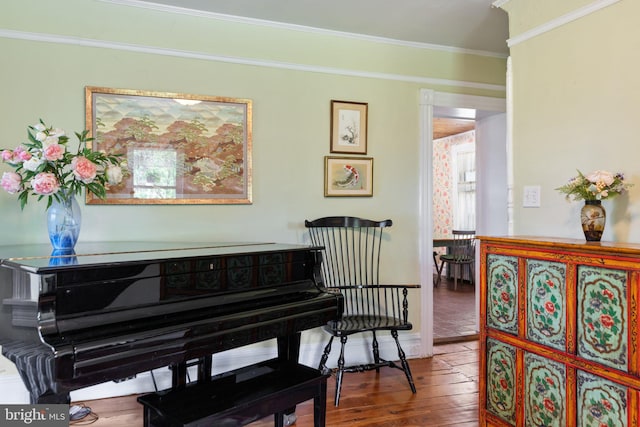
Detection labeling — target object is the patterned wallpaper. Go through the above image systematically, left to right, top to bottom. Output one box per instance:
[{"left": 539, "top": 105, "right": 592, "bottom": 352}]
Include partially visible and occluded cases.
[{"left": 433, "top": 130, "right": 476, "bottom": 239}]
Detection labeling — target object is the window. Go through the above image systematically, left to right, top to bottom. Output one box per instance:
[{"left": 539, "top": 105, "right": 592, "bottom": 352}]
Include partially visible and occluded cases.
[
  {"left": 451, "top": 142, "right": 476, "bottom": 230},
  {"left": 130, "top": 147, "right": 182, "bottom": 199}
]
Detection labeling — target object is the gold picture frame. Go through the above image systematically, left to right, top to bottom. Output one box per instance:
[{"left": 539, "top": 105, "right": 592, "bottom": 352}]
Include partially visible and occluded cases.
[
  {"left": 85, "top": 86, "right": 252, "bottom": 205},
  {"left": 330, "top": 100, "right": 368, "bottom": 154},
  {"left": 324, "top": 156, "right": 373, "bottom": 197}
]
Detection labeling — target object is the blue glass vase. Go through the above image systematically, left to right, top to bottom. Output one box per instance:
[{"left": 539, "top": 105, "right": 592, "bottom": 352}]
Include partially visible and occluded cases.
[
  {"left": 47, "top": 191, "right": 82, "bottom": 250},
  {"left": 49, "top": 249, "right": 78, "bottom": 266}
]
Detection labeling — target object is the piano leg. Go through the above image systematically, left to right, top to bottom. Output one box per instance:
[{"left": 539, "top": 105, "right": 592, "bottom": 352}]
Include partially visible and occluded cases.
[
  {"left": 277, "top": 333, "right": 301, "bottom": 426},
  {"left": 277, "top": 333, "right": 301, "bottom": 364},
  {"left": 170, "top": 355, "right": 213, "bottom": 388},
  {"left": 197, "top": 355, "right": 212, "bottom": 382},
  {"left": 170, "top": 362, "right": 188, "bottom": 388}
]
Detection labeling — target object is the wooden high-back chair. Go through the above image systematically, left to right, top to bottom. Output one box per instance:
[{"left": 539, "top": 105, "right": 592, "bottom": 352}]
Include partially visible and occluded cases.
[
  {"left": 305, "top": 216, "right": 419, "bottom": 406},
  {"left": 435, "top": 230, "right": 476, "bottom": 290}
]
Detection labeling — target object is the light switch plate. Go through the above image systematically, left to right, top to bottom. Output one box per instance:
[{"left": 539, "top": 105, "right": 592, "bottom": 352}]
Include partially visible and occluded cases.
[{"left": 523, "top": 185, "right": 541, "bottom": 208}]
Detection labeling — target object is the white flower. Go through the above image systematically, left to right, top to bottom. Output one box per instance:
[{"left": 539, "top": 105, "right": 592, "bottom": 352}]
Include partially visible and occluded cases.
[
  {"left": 32, "top": 123, "right": 46, "bottom": 132},
  {"left": 35, "top": 131, "right": 47, "bottom": 142},
  {"left": 42, "top": 135, "right": 60, "bottom": 148},
  {"left": 23, "top": 156, "right": 44, "bottom": 172},
  {"left": 105, "top": 165, "right": 123, "bottom": 185},
  {"left": 585, "top": 170, "right": 615, "bottom": 186}
]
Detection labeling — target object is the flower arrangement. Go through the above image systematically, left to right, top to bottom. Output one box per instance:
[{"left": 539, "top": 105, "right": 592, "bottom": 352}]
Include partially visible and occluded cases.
[
  {"left": 1, "top": 119, "right": 123, "bottom": 209},
  {"left": 556, "top": 170, "right": 632, "bottom": 201}
]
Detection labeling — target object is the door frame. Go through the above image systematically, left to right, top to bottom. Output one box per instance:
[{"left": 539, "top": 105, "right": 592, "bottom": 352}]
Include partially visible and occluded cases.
[{"left": 418, "top": 90, "right": 506, "bottom": 357}]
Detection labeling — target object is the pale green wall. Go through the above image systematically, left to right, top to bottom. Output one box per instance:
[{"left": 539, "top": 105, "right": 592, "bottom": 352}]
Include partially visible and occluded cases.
[
  {"left": 0, "top": 0, "right": 506, "bottom": 334},
  {"left": 503, "top": 0, "right": 640, "bottom": 242}
]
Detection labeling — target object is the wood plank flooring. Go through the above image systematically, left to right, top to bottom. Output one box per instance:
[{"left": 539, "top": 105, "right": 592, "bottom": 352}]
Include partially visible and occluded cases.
[{"left": 71, "top": 341, "right": 479, "bottom": 427}]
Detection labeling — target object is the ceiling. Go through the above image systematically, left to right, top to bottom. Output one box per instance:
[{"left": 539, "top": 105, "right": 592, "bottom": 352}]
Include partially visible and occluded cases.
[
  {"left": 142, "top": 0, "right": 505, "bottom": 138},
  {"left": 143, "top": 0, "right": 510, "bottom": 56},
  {"left": 433, "top": 118, "right": 475, "bottom": 140}
]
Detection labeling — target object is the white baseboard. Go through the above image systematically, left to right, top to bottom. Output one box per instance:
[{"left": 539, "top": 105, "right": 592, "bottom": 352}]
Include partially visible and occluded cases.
[{"left": 0, "top": 332, "right": 422, "bottom": 403}]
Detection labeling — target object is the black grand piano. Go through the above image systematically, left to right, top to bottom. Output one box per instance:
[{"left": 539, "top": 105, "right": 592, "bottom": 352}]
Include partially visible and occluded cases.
[{"left": 0, "top": 242, "right": 342, "bottom": 426}]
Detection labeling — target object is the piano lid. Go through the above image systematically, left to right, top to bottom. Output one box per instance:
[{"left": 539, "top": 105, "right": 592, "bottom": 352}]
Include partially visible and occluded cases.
[{"left": 0, "top": 242, "right": 319, "bottom": 273}]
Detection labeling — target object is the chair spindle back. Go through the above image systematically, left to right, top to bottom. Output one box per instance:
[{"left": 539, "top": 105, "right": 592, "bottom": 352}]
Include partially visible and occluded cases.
[{"left": 305, "top": 217, "right": 400, "bottom": 320}]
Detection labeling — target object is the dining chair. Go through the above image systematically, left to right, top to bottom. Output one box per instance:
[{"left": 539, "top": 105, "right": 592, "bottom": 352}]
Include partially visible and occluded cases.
[
  {"left": 304, "top": 216, "right": 419, "bottom": 406},
  {"left": 435, "top": 230, "right": 476, "bottom": 290}
]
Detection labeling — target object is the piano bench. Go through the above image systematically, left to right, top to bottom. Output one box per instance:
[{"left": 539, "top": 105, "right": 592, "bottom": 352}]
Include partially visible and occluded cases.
[{"left": 137, "top": 359, "right": 330, "bottom": 427}]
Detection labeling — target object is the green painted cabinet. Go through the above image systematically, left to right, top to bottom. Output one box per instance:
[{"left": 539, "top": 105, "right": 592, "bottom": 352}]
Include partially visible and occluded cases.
[{"left": 479, "top": 237, "right": 640, "bottom": 426}]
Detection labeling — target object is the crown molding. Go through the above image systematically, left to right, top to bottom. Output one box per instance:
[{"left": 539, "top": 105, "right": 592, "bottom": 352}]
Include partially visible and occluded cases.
[
  {"left": 99, "top": 0, "right": 508, "bottom": 59},
  {"left": 492, "top": 0, "right": 511, "bottom": 8},
  {"left": 507, "top": 0, "right": 621, "bottom": 47},
  {"left": 0, "top": 29, "right": 506, "bottom": 92}
]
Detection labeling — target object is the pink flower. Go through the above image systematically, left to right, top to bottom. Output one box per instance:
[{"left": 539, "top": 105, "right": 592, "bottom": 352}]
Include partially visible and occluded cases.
[
  {"left": 43, "top": 144, "right": 65, "bottom": 161},
  {"left": 1, "top": 149, "right": 14, "bottom": 162},
  {"left": 17, "top": 150, "right": 32, "bottom": 161},
  {"left": 71, "top": 156, "right": 97, "bottom": 184},
  {"left": 1, "top": 172, "right": 22, "bottom": 194},
  {"left": 31, "top": 172, "right": 60, "bottom": 196},
  {"left": 500, "top": 292, "right": 510, "bottom": 303},
  {"left": 544, "top": 301, "right": 555, "bottom": 314},
  {"left": 600, "top": 314, "right": 614, "bottom": 329}
]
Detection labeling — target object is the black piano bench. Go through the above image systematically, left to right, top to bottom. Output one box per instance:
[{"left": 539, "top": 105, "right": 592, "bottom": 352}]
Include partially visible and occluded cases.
[{"left": 137, "top": 359, "right": 329, "bottom": 427}]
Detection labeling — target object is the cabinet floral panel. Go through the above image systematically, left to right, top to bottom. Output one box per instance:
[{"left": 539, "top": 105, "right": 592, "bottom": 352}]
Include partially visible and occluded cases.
[
  {"left": 486, "top": 254, "right": 519, "bottom": 335},
  {"left": 526, "top": 260, "right": 566, "bottom": 350},
  {"left": 577, "top": 266, "right": 628, "bottom": 371},
  {"left": 486, "top": 338, "right": 517, "bottom": 425},
  {"left": 524, "top": 352, "right": 566, "bottom": 427},
  {"left": 577, "top": 370, "right": 628, "bottom": 427}
]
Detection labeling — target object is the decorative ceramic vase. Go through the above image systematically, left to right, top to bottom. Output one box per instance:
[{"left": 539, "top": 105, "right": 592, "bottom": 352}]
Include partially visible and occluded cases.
[
  {"left": 47, "top": 191, "right": 82, "bottom": 250},
  {"left": 581, "top": 200, "right": 605, "bottom": 242}
]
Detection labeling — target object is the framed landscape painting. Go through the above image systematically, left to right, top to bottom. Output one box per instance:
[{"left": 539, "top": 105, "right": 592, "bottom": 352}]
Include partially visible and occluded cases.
[
  {"left": 85, "top": 86, "right": 252, "bottom": 204},
  {"left": 324, "top": 156, "right": 373, "bottom": 197}
]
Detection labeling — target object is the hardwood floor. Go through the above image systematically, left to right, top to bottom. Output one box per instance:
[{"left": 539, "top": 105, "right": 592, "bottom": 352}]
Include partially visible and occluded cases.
[
  {"left": 433, "top": 276, "right": 478, "bottom": 343},
  {"left": 72, "top": 341, "right": 479, "bottom": 427}
]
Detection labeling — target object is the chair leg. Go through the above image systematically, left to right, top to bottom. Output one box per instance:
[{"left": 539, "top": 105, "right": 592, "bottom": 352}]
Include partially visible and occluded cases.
[
  {"left": 433, "top": 252, "right": 442, "bottom": 287},
  {"left": 436, "top": 259, "right": 445, "bottom": 286},
  {"left": 451, "top": 264, "right": 457, "bottom": 291},
  {"left": 372, "top": 330, "right": 380, "bottom": 373},
  {"left": 391, "top": 330, "right": 416, "bottom": 394},
  {"left": 318, "top": 336, "right": 334, "bottom": 374},
  {"left": 334, "top": 336, "right": 348, "bottom": 406}
]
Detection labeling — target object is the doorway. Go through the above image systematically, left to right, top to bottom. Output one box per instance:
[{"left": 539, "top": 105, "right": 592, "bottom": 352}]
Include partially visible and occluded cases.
[
  {"left": 417, "top": 90, "right": 507, "bottom": 357},
  {"left": 432, "top": 115, "right": 477, "bottom": 343}
]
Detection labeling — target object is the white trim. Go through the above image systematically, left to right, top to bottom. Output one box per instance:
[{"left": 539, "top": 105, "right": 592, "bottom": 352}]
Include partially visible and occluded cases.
[
  {"left": 100, "top": 0, "right": 508, "bottom": 59},
  {"left": 492, "top": 0, "right": 511, "bottom": 8},
  {"left": 506, "top": 0, "right": 621, "bottom": 47},
  {"left": 0, "top": 29, "right": 506, "bottom": 92},
  {"left": 418, "top": 90, "right": 434, "bottom": 358},
  {"left": 419, "top": 91, "right": 506, "bottom": 354},
  {"left": 433, "top": 92, "right": 507, "bottom": 112},
  {"left": 0, "top": 332, "right": 420, "bottom": 404},
  {"left": 0, "top": 334, "right": 422, "bottom": 403},
  {"left": 0, "top": 374, "right": 30, "bottom": 404}
]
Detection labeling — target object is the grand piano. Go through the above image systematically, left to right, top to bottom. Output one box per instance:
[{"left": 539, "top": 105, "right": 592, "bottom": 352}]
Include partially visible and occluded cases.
[{"left": 0, "top": 241, "right": 342, "bottom": 422}]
